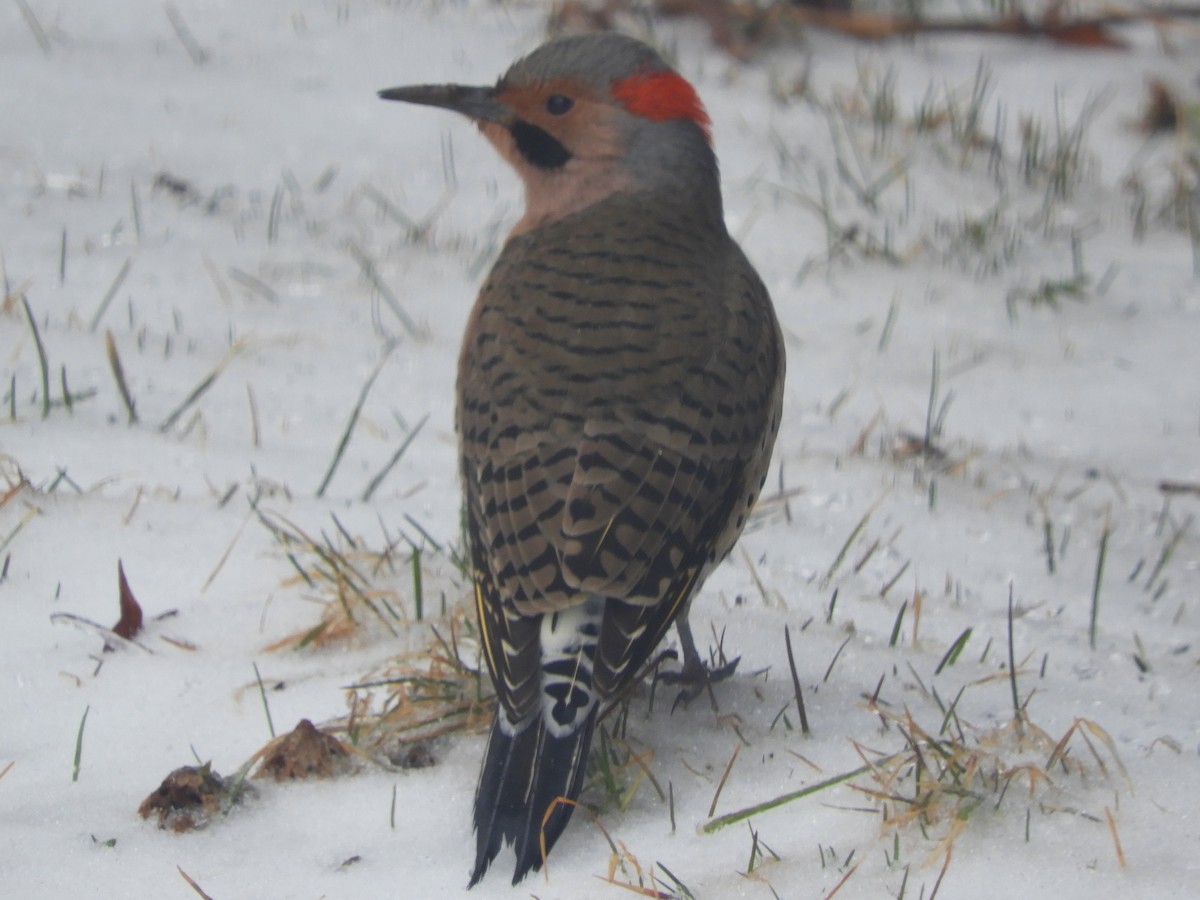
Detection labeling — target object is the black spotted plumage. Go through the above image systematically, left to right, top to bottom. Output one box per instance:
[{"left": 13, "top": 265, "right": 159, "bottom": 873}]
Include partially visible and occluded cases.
[
  {"left": 381, "top": 30, "right": 786, "bottom": 889},
  {"left": 460, "top": 190, "right": 783, "bottom": 885}
]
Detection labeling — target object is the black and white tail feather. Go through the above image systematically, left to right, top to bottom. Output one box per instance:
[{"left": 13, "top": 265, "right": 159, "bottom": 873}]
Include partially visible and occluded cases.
[{"left": 469, "top": 602, "right": 602, "bottom": 886}]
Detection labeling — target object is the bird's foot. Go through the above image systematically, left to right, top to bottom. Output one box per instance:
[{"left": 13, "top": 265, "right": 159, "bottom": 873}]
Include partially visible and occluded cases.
[{"left": 653, "top": 649, "right": 740, "bottom": 711}]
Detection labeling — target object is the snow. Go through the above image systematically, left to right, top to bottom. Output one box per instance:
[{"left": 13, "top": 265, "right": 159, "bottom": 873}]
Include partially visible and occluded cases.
[{"left": 2, "top": 1, "right": 1198, "bottom": 897}]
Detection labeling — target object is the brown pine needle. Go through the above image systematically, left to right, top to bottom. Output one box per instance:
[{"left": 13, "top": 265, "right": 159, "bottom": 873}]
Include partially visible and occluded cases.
[
  {"left": 201, "top": 508, "right": 253, "bottom": 593},
  {"left": 739, "top": 545, "right": 775, "bottom": 607},
  {"left": 708, "top": 742, "right": 742, "bottom": 818},
  {"left": 538, "top": 796, "right": 617, "bottom": 884},
  {"left": 1104, "top": 807, "right": 1126, "bottom": 868},
  {"left": 928, "top": 846, "right": 953, "bottom": 900},
  {"left": 821, "top": 859, "right": 862, "bottom": 899},
  {"left": 177, "top": 866, "right": 215, "bottom": 900}
]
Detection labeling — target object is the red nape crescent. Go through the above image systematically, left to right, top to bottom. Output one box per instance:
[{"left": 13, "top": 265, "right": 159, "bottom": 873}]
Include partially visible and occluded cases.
[{"left": 612, "top": 70, "right": 712, "bottom": 142}]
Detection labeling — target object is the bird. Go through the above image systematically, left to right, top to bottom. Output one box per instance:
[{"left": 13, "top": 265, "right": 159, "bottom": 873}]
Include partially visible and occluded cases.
[{"left": 379, "top": 31, "right": 785, "bottom": 887}]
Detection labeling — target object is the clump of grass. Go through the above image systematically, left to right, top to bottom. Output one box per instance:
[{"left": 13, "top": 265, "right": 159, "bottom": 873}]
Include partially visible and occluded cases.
[
  {"left": 253, "top": 505, "right": 487, "bottom": 754},
  {"left": 256, "top": 508, "right": 432, "bottom": 647},
  {"left": 336, "top": 608, "right": 491, "bottom": 756},
  {"left": 706, "top": 697, "right": 1130, "bottom": 872},
  {"left": 850, "top": 702, "right": 1127, "bottom": 862}
]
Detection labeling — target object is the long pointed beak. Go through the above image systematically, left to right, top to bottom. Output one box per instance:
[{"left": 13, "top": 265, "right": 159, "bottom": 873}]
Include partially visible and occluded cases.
[{"left": 377, "top": 84, "right": 510, "bottom": 124}]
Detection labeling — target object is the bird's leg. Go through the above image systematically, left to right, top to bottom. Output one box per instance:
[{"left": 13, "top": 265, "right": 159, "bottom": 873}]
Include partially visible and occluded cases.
[{"left": 656, "top": 608, "right": 740, "bottom": 710}]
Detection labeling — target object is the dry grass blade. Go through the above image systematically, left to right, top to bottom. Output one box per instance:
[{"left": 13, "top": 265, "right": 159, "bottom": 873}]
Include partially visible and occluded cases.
[
  {"left": 14, "top": 0, "right": 51, "bottom": 54},
  {"left": 164, "top": 4, "right": 209, "bottom": 65},
  {"left": 349, "top": 243, "right": 425, "bottom": 339},
  {"left": 89, "top": 257, "right": 133, "bottom": 333},
  {"left": 227, "top": 267, "right": 278, "bottom": 303},
  {"left": 21, "top": 297, "right": 50, "bottom": 419},
  {"left": 105, "top": 330, "right": 138, "bottom": 424},
  {"left": 317, "top": 347, "right": 394, "bottom": 498},
  {"left": 160, "top": 350, "right": 240, "bottom": 433},
  {"left": 361, "top": 412, "right": 428, "bottom": 501},
  {"left": 823, "top": 504, "right": 874, "bottom": 586},
  {"left": 201, "top": 507, "right": 252, "bottom": 592},
  {"left": 255, "top": 508, "right": 408, "bottom": 643},
  {"left": 1142, "top": 514, "right": 1191, "bottom": 593},
  {"left": 1089, "top": 518, "right": 1110, "bottom": 649},
  {"left": 739, "top": 545, "right": 776, "bottom": 607},
  {"left": 1006, "top": 583, "right": 1021, "bottom": 721},
  {"left": 784, "top": 624, "right": 810, "bottom": 735},
  {"left": 934, "top": 628, "right": 972, "bottom": 675},
  {"left": 823, "top": 635, "right": 852, "bottom": 683},
  {"left": 708, "top": 742, "right": 742, "bottom": 818},
  {"left": 623, "top": 744, "right": 666, "bottom": 802},
  {"left": 703, "top": 762, "right": 873, "bottom": 833},
  {"left": 1104, "top": 807, "right": 1126, "bottom": 868},
  {"left": 928, "top": 847, "right": 953, "bottom": 900},
  {"left": 821, "top": 858, "right": 862, "bottom": 899},
  {"left": 177, "top": 866, "right": 215, "bottom": 900}
]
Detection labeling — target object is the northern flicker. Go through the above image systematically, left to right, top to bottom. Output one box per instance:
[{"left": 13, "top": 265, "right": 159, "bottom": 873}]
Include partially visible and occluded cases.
[{"left": 380, "top": 32, "right": 785, "bottom": 886}]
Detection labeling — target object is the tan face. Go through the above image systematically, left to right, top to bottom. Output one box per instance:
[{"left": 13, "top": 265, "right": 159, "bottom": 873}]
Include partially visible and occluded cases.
[{"left": 477, "top": 77, "right": 634, "bottom": 236}]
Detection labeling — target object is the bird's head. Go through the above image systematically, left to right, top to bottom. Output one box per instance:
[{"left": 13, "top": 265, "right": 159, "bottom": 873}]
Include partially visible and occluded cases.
[{"left": 380, "top": 32, "right": 720, "bottom": 235}]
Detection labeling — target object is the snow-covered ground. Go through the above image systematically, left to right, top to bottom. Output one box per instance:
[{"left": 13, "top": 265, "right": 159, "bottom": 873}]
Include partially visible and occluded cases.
[{"left": 2, "top": 1, "right": 1198, "bottom": 897}]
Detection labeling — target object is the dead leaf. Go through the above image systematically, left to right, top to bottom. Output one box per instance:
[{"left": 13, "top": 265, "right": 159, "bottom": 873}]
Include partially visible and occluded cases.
[
  {"left": 113, "top": 560, "right": 143, "bottom": 641},
  {"left": 252, "top": 719, "right": 355, "bottom": 781},
  {"left": 138, "top": 764, "right": 246, "bottom": 832}
]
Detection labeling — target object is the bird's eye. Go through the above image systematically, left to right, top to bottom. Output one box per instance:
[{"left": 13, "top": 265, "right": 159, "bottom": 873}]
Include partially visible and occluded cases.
[{"left": 545, "top": 94, "right": 574, "bottom": 116}]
